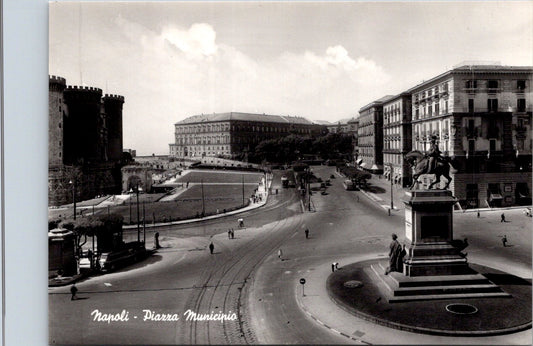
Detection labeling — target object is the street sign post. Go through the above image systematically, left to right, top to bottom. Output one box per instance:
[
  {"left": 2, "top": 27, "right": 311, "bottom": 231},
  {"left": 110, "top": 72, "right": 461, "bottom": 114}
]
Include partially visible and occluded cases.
[{"left": 300, "top": 278, "right": 306, "bottom": 296}]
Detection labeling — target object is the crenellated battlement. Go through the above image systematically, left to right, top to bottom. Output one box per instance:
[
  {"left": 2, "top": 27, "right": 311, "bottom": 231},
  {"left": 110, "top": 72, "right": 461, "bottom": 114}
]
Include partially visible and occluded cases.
[
  {"left": 49, "top": 75, "right": 66, "bottom": 85},
  {"left": 49, "top": 75, "right": 67, "bottom": 92},
  {"left": 64, "top": 85, "right": 103, "bottom": 103},
  {"left": 65, "top": 85, "right": 103, "bottom": 94},
  {"left": 103, "top": 94, "right": 125, "bottom": 103}
]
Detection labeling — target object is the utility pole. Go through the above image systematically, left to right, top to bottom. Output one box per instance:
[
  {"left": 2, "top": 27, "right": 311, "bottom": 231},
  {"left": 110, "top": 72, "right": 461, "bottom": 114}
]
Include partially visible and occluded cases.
[
  {"left": 389, "top": 163, "right": 394, "bottom": 216},
  {"left": 307, "top": 168, "right": 311, "bottom": 211},
  {"left": 242, "top": 175, "right": 245, "bottom": 206},
  {"left": 69, "top": 179, "right": 77, "bottom": 220},
  {"left": 201, "top": 179, "right": 205, "bottom": 216},
  {"left": 136, "top": 185, "right": 140, "bottom": 242},
  {"left": 143, "top": 201, "right": 146, "bottom": 244}
]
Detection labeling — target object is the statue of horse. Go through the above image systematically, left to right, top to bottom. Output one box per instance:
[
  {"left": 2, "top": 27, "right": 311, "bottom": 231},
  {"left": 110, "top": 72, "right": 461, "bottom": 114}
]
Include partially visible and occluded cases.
[{"left": 404, "top": 150, "right": 458, "bottom": 190}]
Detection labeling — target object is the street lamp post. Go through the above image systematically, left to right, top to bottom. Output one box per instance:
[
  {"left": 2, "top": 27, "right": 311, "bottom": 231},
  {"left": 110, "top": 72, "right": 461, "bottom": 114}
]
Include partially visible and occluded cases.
[
  {"left": 389, "top": 163, "right": 394, "bottom": 216},
  {"left": 307, "top": 168, "right": 311, "bottom": 211},
  {"left": 69, "top": 179, "right": 77, "bottom": 220},
  {"left": 136, "top": 186, "right": 141, "bottom": 242},
  {"left": 143, "top": 201, "right": 146, "bottom": 245}
]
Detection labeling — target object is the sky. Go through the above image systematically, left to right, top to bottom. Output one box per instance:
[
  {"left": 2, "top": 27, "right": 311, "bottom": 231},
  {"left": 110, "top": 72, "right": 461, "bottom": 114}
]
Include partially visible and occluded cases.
[{"left": 49, "top": 1, "right": 533, "bottom": 156}]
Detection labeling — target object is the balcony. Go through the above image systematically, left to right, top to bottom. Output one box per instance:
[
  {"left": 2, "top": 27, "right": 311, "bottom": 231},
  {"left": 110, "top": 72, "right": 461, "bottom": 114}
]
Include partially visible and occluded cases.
[{"left": 486, "top": 88, "right": 501, "bottom": 94}]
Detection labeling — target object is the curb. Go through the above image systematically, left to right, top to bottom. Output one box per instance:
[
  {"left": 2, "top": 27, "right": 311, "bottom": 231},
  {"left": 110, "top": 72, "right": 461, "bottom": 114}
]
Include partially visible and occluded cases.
[
  {"left": 123, "top": 176, "right": 274, "bottom": 230},
  {"left": 322, "top": 258, "right": 532, "bottom": 338},
  {"left": 295, "top": 288, "right": 371, "bottom": 344}
]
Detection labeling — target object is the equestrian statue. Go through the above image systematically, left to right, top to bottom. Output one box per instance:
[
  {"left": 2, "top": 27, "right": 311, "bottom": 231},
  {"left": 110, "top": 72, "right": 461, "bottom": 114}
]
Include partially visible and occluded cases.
[{"left": 405, "top": 135, "right": 458, "bottom": 190}]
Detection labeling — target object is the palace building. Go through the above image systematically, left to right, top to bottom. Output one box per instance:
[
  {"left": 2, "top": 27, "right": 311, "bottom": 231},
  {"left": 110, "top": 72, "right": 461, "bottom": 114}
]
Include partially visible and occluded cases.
[
  {"left": 355, "top": 63, "right": 532, "bottom": 208},
  {"left": 408, "top": 64, "right": 532, "bottom": 208},
  {"left": 382, "top": 92, "right": 413, "bottom": 187},
  {"left": 357, "top": 95, "right": 394, "bottom": 174},
  {"left": 170, "top": 112, "right": 326, "bottom": 160}
]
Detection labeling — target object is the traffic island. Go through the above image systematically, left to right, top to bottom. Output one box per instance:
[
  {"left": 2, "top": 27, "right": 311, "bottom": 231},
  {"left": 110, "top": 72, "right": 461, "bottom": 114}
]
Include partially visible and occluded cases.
[{"left": 326, "top": 259, "right": 532, "bottom": 336}]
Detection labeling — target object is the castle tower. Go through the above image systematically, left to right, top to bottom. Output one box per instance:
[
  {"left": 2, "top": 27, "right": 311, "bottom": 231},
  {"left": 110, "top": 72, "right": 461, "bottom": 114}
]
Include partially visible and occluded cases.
[
  {"left": 49, "top": 76, "right": 67, "bottom": 166},
  {"left": 63, "top": 86, "right": 104, "bottom": 165},
  {"left": 103, "top": 94, "right": 125, "bottom": 162}
]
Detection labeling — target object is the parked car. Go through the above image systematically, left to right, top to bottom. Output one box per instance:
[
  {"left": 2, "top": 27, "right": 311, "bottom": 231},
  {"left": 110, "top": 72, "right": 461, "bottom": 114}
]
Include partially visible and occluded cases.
[
  {"left": 99, "top": 242, "right": 147, "bottom": 272},
  {"left": 79, "top": 257, "right": 91, "bottom": 271}
]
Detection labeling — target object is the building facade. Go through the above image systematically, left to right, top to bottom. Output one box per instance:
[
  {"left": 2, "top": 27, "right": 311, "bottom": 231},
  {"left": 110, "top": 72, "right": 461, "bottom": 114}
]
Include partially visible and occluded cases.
[
  {"left": 408, "top": 64, "right": 532, "bottom": 208},
  {"left": 48, "top": 76, "right": 125, "bottom": 206},
  {"left": 383, "top": 92, "right": 413, "bottom": 187},
  {"left": 357, "top": 96, "right": 394, "bottom": 174},
  {"left": 170, "top": 112, "right": 326, "bottom": 160}
]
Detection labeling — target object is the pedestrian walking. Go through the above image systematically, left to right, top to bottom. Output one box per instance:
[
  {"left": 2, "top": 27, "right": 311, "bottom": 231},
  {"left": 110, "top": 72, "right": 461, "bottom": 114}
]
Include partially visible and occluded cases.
[
  {"left": 477, "top": 210, "right": 480, "bottom": 218},
  {"left": 501, "top": 213, "right": 506, "bottom": 222},
  {"left": 228, "top": 229, "right": 231, "bottom": 239},
  {"left": 231, "top": 229, "right": 235, "bottom": 239},
  {"left": 305, "top": 229, "right": 309, "bottom": 239},
  {"left": 154, "top": 232, "right": 161, "bottom": 249},
  {"left": 502, "top": 235, "right": 508, "bottom": 247},
  {"left": 209, "top": 242, "right": 214, "bottom": 254},
  {"left": 278, "top": 248, "right": 283, "bottom": 260},
  {"left": 70, "top": 284, "right": 78, "bottom": 301}
]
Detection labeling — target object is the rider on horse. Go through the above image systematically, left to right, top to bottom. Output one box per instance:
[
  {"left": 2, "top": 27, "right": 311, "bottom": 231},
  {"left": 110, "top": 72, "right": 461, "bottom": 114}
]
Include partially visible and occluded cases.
[{"left": 427, "top": 135, "right": 443, "bottom": 173}]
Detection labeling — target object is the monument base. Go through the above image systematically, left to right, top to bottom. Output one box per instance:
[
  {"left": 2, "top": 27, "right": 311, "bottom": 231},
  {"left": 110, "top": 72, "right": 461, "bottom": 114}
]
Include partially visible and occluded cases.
[
  {"left": 403, "top": 190, "right": 470, "bottom": 277},
  {"left": 403, "top": 242, "right": 470, "bottom": 276},
  {"left": 370, "top": 262, "right": 511, "bottom": 303}
]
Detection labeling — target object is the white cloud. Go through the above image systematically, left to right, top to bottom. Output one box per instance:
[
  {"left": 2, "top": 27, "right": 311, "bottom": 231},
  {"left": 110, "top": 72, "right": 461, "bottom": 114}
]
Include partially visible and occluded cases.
[
  {"left": 52, "top": 17, "right": 391, "bottom": 155},
  {"left": 161, "top": 23, "right": 218, "bottom": 59}
]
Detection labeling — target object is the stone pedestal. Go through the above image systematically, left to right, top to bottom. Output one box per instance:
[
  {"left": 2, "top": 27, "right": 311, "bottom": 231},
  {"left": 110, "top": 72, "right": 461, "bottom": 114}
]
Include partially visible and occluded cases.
[
  {"left": 371, "top": 190, "right": 510, "bottom": 302},
  {"left": 402, "top": 190, "right": 470, "bottom": 277}
]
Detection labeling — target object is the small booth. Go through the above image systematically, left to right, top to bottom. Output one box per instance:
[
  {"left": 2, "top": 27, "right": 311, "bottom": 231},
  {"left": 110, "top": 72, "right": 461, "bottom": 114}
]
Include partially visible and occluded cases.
[{"left": 48, "top": 228, "right": 77, "bottom": 276}]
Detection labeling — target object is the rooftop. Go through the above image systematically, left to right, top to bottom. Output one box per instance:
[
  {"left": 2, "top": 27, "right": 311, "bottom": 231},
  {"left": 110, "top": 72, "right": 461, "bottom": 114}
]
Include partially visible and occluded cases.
[{"left": 175, "top": 112, "right": 315, "bottom": 125}]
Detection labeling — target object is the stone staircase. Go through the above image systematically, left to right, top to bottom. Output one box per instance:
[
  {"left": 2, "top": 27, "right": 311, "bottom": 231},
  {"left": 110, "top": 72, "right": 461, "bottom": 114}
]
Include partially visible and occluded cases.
[{"left": 369, "top": 262, "right": 511, "bottom": 303}]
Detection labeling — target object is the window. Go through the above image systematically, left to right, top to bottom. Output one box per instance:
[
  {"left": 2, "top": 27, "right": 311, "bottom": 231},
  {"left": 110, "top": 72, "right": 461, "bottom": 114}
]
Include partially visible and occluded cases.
[
  {"left": 466, "top": 80, "right": 477, "bottom": 89},
  {"left": 487, "top": 80, "right": 499, "bottom": 89},
  {"left": 517, "top": 80, "right": 526, "bottom": 91},
  {"left": 468, "top": 99, "right": 474, "bottom": 113},
  {"left": 488, "top": 99, "right": 498, "bottom": 112},
  {"left": 517, "top": 99, "right": 526, "bottom": 112},
  {"left": 434, "top": 103, "right": 439, "bottom": 115},
  {"left": 468, "top": 139, "right": 475, "bottom": 152},
  {"left": 489, "top": 139, "right": 496, "bottom": 152}
]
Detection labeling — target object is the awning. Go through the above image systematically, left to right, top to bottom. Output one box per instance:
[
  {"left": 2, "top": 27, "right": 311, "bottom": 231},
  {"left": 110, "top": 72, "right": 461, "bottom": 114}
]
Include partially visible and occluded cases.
[
  {"left": 356, "top": 159, "right": 363, "bottom": 165},
  {"left": 360, "top": 162, "right": 367, "bottom": 168},
  {"left": 370, "top": 164, "right": 379, "bottom": 170},
  {"left": 384, "top": 171, "right": 390, "bottom": 178},
  {"left": 519, "top": 192, "right": 530, "bottom": 198}
]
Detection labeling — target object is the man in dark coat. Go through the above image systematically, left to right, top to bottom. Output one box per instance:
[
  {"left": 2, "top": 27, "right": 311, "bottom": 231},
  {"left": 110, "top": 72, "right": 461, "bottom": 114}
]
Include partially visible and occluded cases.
[
  {"left": 385, "top": 234, "right": 404, "bottom": 275},
  {"left": 70, "top": 284, "right": 78, "bottom": 300}
]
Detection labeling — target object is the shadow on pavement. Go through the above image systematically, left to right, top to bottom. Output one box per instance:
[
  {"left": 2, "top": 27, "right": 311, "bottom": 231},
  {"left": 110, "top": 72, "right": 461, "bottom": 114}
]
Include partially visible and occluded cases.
[
  {"left": 362, "top": 185, "right": 386, "bottom": 194},
  {"left": 483, "top": 273, "right": 532, "bottom": 286}
]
